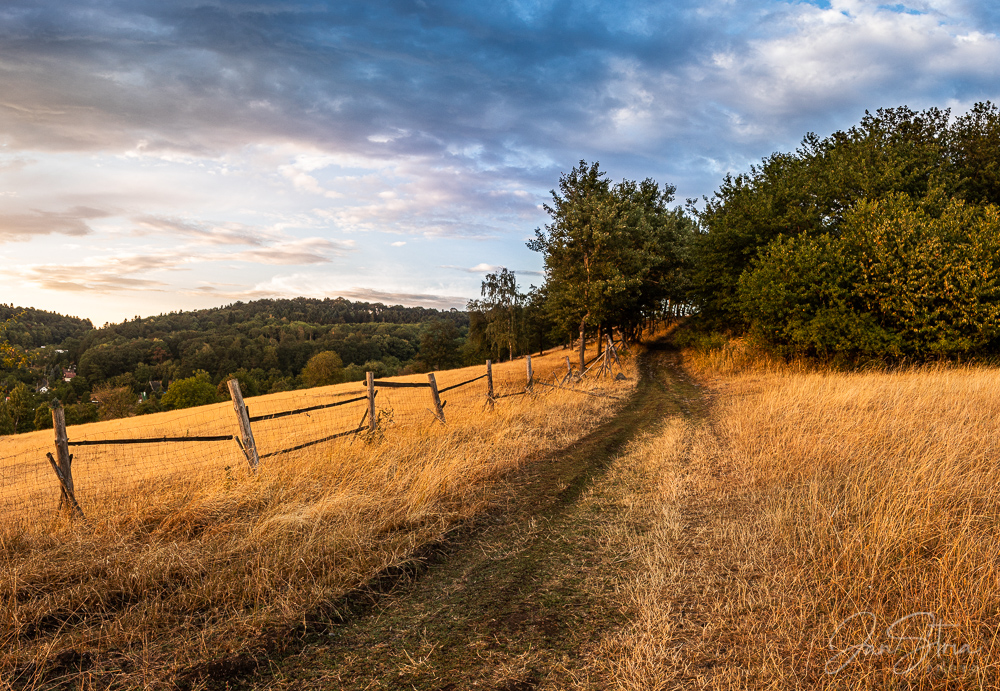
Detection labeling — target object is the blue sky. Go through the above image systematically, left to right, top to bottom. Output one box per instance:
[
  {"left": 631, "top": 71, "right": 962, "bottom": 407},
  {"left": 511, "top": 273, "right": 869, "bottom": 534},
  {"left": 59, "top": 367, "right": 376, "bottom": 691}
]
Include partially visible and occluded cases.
[{"left": 2, "top": 0, "right": 999, "bottom": 325}]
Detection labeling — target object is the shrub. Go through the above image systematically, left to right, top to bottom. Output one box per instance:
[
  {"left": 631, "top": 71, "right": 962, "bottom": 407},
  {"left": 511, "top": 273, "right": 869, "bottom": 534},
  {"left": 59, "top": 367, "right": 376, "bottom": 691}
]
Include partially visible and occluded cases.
[{"left": 161, "top": 370, "right": 220, "bottom": 410}]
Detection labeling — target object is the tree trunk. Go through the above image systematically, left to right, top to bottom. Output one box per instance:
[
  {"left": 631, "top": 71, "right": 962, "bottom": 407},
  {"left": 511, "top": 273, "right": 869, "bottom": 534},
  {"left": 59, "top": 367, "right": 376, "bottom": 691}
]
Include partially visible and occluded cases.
[{"left": 579, "top": 319, "right": 586, "bottom": 372}]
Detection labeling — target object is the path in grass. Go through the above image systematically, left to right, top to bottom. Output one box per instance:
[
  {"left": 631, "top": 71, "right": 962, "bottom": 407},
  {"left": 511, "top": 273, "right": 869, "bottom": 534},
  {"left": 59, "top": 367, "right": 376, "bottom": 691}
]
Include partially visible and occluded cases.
[{"left": 238, "top": 342, "right": 710, "bottom": 690}]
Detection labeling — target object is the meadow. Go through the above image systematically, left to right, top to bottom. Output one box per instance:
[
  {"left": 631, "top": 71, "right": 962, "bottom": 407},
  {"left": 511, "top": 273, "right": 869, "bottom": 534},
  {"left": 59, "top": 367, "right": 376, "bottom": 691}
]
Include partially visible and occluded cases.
[
  {"left": 594, "top": 341, "right": 1000, "bottom": 688},
  {"left": 0, "top": 346, "right": 635, "bottom": 689}
]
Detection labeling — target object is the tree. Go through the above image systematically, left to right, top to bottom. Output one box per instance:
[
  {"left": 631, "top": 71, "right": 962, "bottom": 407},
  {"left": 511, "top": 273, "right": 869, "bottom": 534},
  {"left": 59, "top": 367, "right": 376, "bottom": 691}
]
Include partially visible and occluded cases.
[
  {"left": 692, "top": 106, "right": 956, "bottom": 328},
  {"left": 529, "top": 161, "right": 690, "bottom": 366},
  {"left": 738, "top": 193, "right": 1000, "bottom": 357},
  {"left": 467, "top": 268, "right": 524, "bottom": 362},
  {"left": 0, "top": 311, "right": 31, "bottom": 370},
  {"left": 417, "top": 319, "right": 461, "bottom": 370},
  {"left": 300, "top": 351, "right": 344, "bottom": 387},
  {"left": 161, "top": 370, "right": 220, "bottom": 410},
  {"left": 7, "top": 383, "right": 37, "bottom": 433},
  {"left": 91, "top": 383, "right": 138, "bottom": 421},
  {"left": 34, "top": 403, "right": 53, "bottom": 430},
  {"left": 0, "top": 404, "right": 14, "bottom": 435}
]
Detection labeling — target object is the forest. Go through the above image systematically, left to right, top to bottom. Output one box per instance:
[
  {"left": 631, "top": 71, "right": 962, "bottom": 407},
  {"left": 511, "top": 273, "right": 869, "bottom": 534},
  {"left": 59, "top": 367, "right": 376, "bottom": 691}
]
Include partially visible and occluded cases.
[{"left": 0, "top": 298, "right": 471, "bottom": 434}]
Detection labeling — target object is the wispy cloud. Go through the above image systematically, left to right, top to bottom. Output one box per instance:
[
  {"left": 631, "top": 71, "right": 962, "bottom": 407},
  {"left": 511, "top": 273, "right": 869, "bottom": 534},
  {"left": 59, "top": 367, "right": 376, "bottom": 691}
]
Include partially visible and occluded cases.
[
  {"left": 0, "top": 206, "right": 109, "bottom": 243},
  {"left": 230, "top": 237, "right": 355, "bottom": 265},
  {"left": 189, "top": 277, "right": 466, "bottom": 310}
]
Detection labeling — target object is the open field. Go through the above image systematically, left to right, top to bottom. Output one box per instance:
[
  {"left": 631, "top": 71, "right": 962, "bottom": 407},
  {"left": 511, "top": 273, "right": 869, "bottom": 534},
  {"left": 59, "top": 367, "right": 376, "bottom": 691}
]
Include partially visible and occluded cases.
[
  {"left": 592, "top": 343, "right": 1000, "bottom": 688},
  {"left": 0, "top": 346, "right": 634, "bottom": 689},
  {"left": 0, "top": 349, "right": 582, "bottom": 526}
]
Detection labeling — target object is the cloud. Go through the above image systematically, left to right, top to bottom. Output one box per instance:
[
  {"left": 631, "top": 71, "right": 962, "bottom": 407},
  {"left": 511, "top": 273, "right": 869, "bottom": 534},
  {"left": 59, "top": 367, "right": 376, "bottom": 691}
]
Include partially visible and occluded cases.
[
  {"left": 0, "top": 206, "right": 109, "bottom": 242},
  {"left": 133, "top": 216, "right": 275, "bottom": 246},
  {"left": 229, "top": 237, "right": 355, "bottom": 265},
  {"left": 390, "top": 241, "right": 406, "bottom": 246},
  {"left": 11, "top": 252, "right": 187, "bottom": 292},
  {"left": 440, "top": 262, "right": 542, "bottom": 275}
]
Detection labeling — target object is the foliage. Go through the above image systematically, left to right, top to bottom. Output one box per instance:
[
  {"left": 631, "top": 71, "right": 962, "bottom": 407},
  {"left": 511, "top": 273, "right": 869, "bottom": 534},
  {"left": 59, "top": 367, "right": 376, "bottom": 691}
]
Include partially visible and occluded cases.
[
  {"left": 697, "top": 102, "right": 1000, "bottom": 359},
  {"left": 692, "top": 106, "right": 956, "bottom": 328},
  {"left": 528, "top": 160, "right": 693, "bottom": 348},
  {"left": 739, "top": 194, "right": 1000, "bottom": 357},
  {"left": 467, "top": 269, "right": 525, "bottom": 362},
  {"left": 0, "top": 311, "right": 32, "bottom": 370},
  {"left": 417, "top": 320, "right": 461, "bottom": 370},
  {"left": 300, "top": 351, "right": 345, "bottom": 387},
  {"left": 161, "top": 371, "right": 220, "bottom": 410},
  {"left": 6, "top": 383, "right": 37, "bottom": 433},
  {"left": 92, "top": 383, "right": 138, "bottom": 421}
]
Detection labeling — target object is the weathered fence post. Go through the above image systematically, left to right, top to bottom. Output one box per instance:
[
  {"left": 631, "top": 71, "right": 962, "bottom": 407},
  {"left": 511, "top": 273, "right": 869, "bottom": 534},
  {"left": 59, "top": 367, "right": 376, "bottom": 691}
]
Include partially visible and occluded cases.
[
  {"left": 526, "top": 354, "right": 533, "bottom": 392},
  {"left": 486, "top": 360, "right": 494, "bottom": 408},
  {"left": 366, "top": 371, "right": 377, "bottom": 433},
  {"left": 427, "top": 373, "right": 446, "bottom": 424},
  {"left": 228, "top": 379, "right": 259, "bottom": 472},
  {"left": 48, "top": 402, "right": 85, "bottom": 520}
]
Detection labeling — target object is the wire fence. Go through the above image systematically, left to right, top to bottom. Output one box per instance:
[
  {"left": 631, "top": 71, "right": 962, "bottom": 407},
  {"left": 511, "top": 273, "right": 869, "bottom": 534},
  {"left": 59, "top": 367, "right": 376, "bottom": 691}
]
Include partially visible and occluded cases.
[{"left": 0, "top": 344, "right": 629, "bottom": 530}]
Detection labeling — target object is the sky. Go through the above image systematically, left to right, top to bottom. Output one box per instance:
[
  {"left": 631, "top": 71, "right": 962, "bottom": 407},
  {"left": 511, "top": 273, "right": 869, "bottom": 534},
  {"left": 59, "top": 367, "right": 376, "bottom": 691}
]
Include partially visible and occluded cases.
[{"left": 2, "top": 0, "right": 1000, "bottom": 326}]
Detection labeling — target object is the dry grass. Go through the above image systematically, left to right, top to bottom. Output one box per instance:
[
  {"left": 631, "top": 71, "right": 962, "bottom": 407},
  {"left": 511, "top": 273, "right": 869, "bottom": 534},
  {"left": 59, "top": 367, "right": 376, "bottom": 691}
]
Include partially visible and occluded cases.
[
  {"left": 0, "top": 347, "right": 635, "bottom": 690},
  {"left": 591, "top": 348, "right": 1000, "bottom": 689}
]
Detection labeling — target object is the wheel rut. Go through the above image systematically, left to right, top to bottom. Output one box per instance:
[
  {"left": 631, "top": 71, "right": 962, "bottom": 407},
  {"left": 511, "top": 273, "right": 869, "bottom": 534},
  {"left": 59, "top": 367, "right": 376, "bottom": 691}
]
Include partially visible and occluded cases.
[{"left": 250, "top": 342, "right": 704, "bottom": 690}]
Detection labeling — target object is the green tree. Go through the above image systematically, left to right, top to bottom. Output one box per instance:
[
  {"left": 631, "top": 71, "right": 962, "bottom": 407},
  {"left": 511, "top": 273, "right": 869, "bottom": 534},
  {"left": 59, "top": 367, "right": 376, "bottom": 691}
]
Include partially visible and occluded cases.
[
  {"left": 693, "top": 106, "right": 956, "bottom": 328},
  {"left": 529, "top": 161, "right": 690, "bottom": 364},
  {"left": 738, "top": 193, "right": 1000, "bottom": 357},
  {"left": 467, "top": 268, "right": 524, "bottom": 362},
  {"left": 0, "top": 312, "right": 32, "bottom": 370},
  {"left": 418, "top": 319, "right": 461, "bottom": 370},
  {"left": 300, "top": 351, "right": 344, "bottom": 387},
  {"left": 161, "top": 370, "right": 220, "bottom": 410},
  {"left": 8, "top": 383, "right": 36, "bottom": 433},
  {"left": 34, "top": 403, "right": 53, "bottom": 430},
  {"left": 0, "top": 404, "right": 14, "bottom": 435}
]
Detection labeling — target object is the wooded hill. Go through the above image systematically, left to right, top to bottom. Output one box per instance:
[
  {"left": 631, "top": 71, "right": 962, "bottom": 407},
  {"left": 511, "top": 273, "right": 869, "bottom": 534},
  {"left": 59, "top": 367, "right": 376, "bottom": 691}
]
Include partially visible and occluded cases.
[{"left": 0, "top": 297, "right": 471, "bottom": 434}]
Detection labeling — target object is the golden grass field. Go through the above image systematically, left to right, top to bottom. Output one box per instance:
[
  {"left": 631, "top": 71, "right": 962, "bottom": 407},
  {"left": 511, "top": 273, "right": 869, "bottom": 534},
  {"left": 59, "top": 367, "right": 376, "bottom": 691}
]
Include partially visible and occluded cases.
[
  {"left": 591, "top": 339, "right": 1000, "bottom": 688},
  {"left": 0, "top": 345, "right": 635, "bottom": 689},
  {"left": 0, "top": 350, "right": 584, "bottom": 526}
]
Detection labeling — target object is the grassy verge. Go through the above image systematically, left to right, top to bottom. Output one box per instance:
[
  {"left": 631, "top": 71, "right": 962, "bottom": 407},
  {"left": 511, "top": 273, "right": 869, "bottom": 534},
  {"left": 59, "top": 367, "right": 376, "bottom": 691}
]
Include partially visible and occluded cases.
[{"left": 0, "top": 353, "right": 635, "bottom": 690}]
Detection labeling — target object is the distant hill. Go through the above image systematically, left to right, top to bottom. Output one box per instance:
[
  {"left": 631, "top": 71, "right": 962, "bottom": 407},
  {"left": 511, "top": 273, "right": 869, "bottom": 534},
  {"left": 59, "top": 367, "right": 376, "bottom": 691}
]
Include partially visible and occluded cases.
[
  {"left": 1, "top": 297, "right": 472, "bottom": 433},
  {"left": 0, "top": 304, "right": 93, "bottom": 348}
]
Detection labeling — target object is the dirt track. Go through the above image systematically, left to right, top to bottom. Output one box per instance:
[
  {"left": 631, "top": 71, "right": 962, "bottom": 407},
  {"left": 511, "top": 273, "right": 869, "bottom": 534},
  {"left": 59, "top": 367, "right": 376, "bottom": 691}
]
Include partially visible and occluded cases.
[{"left": 216, "top": 342, "right": 706, "bottom": 690}]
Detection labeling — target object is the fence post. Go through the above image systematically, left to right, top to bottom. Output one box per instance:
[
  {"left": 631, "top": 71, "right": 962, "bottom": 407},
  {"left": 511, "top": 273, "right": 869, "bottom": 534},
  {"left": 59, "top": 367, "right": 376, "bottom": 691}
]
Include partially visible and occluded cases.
[
  {"left": 526, "top": 354, "right": 533, "bottom": 392},
  {"left": 486, "top": 360, "right": 494, "bottom": 408},
  {"left": 366, "top": 371, "right": 377, "bottom": 433},
  {"left": 427, "top": 373, "right": 446, "bottom": 423},
  {"left": 228, "top": 379, "right": 259, "bottom": 472},
  {"left": 49, "top": 402, "right": 84, "bottom": 519}
]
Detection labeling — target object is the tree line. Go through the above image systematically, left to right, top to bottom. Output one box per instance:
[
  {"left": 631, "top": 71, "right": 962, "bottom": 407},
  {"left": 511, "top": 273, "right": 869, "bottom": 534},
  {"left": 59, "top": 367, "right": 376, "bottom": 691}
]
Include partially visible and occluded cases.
[
  {"left": 469, "top": 102, "right": 1000, "bottom": 364},
  {"left": 0, "top": 298, "right": 472, "bottom": 434}
]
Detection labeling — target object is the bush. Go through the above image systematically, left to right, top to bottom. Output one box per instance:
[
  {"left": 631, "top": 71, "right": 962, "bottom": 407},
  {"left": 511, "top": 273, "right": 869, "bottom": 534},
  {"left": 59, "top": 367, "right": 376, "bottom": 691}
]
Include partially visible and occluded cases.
[
  {"left": 738, "top": 194, "right": 1000, "bottom": 357},
  {"left": 161, "top": 371, "right": 220, "bottom": 410},
  {"left": 92, "top": 384, "right": 138, "bottom": 421}
]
